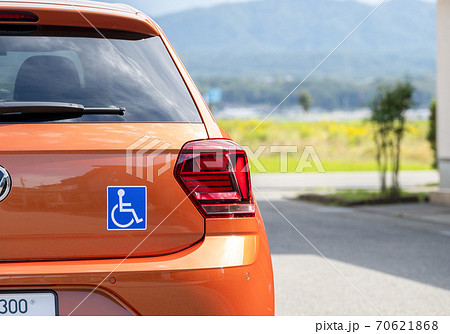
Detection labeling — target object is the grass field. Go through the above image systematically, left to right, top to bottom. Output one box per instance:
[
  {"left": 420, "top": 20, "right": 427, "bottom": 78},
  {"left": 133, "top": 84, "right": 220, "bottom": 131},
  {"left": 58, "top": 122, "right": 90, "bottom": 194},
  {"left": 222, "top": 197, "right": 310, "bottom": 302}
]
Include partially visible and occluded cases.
[
  {"left": 218, "top": 119, "right": 434, "bottom": 173},
  {"left": 299, "top": 189, "right": 429, "bottom": 207},
  {"left": 329, "top": 189, "right": 429, "bottom": 202}
]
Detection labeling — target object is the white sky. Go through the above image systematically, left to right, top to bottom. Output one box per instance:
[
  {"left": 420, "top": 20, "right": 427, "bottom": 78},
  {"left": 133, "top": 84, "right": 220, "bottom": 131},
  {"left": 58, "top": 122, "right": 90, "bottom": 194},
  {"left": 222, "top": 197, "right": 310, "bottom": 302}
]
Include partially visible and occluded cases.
[
  {"left": 110, "top": 0, "right": 436, "bottom": 17},
  {"left": 355, "top": 0, "right": 435, "bottom": 3}
]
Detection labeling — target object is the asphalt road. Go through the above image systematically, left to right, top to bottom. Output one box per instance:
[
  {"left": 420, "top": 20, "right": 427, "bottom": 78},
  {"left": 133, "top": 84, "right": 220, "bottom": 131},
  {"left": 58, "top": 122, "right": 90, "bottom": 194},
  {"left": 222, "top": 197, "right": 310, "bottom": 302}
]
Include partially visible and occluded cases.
[{"left": 258, "top": 198, "right": 450, "bottom": 316}]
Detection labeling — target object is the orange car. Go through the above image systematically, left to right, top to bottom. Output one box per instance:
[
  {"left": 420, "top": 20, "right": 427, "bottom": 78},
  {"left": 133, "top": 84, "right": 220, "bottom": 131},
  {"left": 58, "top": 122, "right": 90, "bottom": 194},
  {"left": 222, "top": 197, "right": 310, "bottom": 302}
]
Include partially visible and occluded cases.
[{"left": 0, "top": 0, "right": 274, "bottom": 316}]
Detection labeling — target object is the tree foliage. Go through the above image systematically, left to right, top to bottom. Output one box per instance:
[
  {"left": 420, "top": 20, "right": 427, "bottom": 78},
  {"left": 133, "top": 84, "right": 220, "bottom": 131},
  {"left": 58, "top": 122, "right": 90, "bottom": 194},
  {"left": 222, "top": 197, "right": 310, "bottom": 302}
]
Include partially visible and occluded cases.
[
  {"left": 195, "top": 76, "right": 433, "bottom": 110},
  {"left": 370, "top": 81, "right": 415, "bottom": 197},
  {"left": 298, "top": 90, "right": 313, "bottom": 112}
]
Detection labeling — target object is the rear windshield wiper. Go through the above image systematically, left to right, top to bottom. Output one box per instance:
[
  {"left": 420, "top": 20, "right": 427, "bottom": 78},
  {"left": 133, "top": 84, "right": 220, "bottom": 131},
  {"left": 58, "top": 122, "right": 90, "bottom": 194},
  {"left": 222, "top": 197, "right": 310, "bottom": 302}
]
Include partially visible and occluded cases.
[{"left": 0, "top": 102, "right": 125, "bottom": 116}]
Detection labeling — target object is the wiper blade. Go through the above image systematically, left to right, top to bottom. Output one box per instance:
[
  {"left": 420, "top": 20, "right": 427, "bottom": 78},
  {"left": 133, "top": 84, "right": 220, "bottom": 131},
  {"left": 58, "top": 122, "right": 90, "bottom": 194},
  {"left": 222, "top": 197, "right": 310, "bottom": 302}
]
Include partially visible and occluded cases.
[
  {"left": 0, "top": 101, "right": 83, "bottom": 114},
  {"left": 0, "top": 102, "right": 125, "bottom": 115},
  {"left": 84, "top": 107, "right": 126, "bottom": 115}
]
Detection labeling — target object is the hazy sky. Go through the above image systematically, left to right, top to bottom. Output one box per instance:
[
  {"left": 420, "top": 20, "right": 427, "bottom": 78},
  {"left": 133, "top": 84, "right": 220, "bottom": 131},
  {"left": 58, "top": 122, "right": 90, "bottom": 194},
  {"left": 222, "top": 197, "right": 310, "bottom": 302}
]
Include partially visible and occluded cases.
[
  {"left": 109, "top": 0, "right": 436, "bottom": 17},
  {"left": 109, "top": 0, "right": 259, "bottom": 16},
  {"left": 355, "top": 0, "right": 435, "bottom": 3}
]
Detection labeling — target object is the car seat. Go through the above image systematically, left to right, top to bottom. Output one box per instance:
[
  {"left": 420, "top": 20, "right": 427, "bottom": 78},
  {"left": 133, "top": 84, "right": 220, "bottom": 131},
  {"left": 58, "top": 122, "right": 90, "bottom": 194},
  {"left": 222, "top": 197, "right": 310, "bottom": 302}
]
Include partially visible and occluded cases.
[{"left": 14, "top": 55, "right": 81, "bottom": 102}]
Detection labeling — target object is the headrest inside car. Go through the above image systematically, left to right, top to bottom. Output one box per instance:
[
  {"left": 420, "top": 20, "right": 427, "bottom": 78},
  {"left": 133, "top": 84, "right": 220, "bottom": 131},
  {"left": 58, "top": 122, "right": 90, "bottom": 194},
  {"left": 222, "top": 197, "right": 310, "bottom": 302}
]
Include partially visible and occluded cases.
[{"left": 14, "top": 55, "right": 81, "bottom": 101}]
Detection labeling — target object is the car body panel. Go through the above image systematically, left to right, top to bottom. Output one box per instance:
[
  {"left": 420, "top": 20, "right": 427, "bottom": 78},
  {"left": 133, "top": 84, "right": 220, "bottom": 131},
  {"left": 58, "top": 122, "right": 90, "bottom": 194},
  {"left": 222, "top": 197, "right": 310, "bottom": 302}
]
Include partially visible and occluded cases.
[
  {"left": 0, "top": 123, "right": 208, "bottom": 261},
  {"left": 0, "top": 212, "right": 274, "bottom": 315}
]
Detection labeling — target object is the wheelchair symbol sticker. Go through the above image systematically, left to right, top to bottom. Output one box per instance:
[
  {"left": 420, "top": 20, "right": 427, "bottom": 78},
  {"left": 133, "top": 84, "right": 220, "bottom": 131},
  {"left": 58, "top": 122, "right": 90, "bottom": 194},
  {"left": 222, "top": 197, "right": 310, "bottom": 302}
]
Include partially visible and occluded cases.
[{"left": 107, "top": 186, "right": 147, "bottom": 231}]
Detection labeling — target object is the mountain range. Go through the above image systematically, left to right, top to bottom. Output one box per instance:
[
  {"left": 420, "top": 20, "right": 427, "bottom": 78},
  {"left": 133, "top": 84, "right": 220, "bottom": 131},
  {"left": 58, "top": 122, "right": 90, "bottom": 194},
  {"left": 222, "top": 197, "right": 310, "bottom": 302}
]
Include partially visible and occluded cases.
[{"left": 149, "top": 0, "right": 436, "bottom": 80}]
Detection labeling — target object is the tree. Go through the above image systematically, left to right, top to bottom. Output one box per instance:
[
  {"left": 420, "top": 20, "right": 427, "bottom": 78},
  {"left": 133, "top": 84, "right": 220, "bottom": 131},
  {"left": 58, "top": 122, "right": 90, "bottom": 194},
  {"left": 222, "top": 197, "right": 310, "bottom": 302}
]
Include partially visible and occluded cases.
[
  {"left": 370, "top": 81, "right": 415, "bottom": 198},
  {"left": 298, "top": 90, "right": 313, "bottom": 112},
  {"left": 427, "top": 98, "right": 437, "bottom": 169}
]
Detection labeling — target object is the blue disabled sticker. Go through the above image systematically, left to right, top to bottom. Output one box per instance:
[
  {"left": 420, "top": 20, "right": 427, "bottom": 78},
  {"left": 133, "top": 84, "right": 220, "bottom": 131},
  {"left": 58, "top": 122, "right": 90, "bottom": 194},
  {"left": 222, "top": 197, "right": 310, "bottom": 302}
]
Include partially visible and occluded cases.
[{"left": 107, "top": 186, "right": 147, "bottom": 231}]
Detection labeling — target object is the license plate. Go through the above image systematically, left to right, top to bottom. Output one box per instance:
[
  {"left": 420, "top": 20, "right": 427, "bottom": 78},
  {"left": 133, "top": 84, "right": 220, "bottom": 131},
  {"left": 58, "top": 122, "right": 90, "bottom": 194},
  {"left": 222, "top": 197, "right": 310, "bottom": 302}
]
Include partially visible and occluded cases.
[{"left": 0, "top": 291, "right": 58, "bottom": 316}]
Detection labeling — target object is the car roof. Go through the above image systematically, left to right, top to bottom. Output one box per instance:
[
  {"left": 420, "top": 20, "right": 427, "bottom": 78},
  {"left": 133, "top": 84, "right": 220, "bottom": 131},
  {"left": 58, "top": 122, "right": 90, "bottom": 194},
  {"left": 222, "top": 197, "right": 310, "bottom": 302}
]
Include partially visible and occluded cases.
[{"left": 2, "top": 0, "right": 138, "bottom": 14}]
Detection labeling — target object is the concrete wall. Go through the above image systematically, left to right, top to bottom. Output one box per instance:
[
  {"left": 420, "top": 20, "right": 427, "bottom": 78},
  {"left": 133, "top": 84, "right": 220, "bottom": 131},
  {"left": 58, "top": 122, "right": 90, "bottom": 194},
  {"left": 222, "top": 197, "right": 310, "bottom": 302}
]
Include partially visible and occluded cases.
[{"left": 437, "top": 0, "right": 450, "bottom": 190}]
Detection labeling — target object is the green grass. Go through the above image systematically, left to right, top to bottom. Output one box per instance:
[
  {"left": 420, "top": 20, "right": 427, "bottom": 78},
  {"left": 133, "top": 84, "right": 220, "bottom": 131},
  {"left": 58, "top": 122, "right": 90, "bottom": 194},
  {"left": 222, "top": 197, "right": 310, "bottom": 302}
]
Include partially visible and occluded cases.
[
  {"left": 219, "top": 119, "right": 434, "bottom": 173},
  {"left": 249, "top": 157, "right": 432, "bottom": 173},
  {"left": 298, "top": 189, "right": 430, "bottom": 207},
  {"left": 330, "top": 189, "right": 429, "bottom": 203},
  {"left": 331, "top": 189, "right": 382, "bottom": 201}
]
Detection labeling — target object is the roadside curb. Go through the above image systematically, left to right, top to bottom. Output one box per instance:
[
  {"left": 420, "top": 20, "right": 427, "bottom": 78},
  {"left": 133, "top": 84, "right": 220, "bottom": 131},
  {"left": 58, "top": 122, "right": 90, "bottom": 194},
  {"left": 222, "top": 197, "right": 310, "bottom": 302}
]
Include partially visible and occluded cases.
[{"left": 354, "top": 204, "right": 450, "bottom": 236}]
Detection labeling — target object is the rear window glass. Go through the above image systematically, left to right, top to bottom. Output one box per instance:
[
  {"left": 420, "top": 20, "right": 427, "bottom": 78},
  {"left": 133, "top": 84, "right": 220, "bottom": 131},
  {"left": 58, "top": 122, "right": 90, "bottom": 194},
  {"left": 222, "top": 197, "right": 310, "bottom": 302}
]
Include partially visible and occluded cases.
[{"left": 0, "top": 26, "right": 202, "bottom": 123}]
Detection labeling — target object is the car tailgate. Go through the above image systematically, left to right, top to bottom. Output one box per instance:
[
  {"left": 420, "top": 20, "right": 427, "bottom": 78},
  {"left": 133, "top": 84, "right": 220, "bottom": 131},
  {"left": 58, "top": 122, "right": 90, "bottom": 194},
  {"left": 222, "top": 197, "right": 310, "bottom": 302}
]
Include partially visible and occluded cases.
[{"left": 0, "top": 123, "right": 207, "bottom": 261}]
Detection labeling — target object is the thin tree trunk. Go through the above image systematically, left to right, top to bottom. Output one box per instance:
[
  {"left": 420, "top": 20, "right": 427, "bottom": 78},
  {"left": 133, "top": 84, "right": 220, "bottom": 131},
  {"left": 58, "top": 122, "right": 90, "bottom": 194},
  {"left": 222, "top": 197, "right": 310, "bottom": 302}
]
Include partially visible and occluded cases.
[
  {"left": 391, "top": 119, "right": 404, "bottom": 199},
  {"left": 393, "top": 128, "right": 403, "bottom": 197},
  {"left": 375, "top": 129, "right": 387, "bottom": 195},
  {"left": 381, "top": 131, "right": 388, "bottom": 195}
]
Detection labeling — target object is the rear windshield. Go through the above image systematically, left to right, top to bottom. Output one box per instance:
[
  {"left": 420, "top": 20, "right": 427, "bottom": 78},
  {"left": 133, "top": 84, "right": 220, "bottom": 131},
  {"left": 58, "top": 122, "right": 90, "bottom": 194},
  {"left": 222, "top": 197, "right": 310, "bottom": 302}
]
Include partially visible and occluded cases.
[{"left": 0, "top": 26, "right": 202, "bottom": 123}]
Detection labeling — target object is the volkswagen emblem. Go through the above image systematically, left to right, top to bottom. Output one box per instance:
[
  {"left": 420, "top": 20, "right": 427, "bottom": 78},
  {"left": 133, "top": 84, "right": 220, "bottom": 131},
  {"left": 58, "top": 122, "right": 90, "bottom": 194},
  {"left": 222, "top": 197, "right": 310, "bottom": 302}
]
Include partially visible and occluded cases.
[{"left": 0, "top": 166, "right": 11, "bottom": 202}]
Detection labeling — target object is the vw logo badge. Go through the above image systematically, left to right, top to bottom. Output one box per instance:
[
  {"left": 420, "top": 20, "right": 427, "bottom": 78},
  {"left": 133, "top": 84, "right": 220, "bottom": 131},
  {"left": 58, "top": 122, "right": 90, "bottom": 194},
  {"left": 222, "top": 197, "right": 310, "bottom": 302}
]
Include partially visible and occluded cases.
[{"left": 0, "top": 166, "right": 11, "bottom": 202}]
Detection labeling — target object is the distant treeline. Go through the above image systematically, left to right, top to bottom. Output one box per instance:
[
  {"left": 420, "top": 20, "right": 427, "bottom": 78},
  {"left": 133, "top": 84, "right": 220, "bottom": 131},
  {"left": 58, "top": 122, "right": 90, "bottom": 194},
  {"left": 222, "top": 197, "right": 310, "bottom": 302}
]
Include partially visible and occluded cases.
[{"left": 195, "top": 76, "right": 435, "bottom": 110}]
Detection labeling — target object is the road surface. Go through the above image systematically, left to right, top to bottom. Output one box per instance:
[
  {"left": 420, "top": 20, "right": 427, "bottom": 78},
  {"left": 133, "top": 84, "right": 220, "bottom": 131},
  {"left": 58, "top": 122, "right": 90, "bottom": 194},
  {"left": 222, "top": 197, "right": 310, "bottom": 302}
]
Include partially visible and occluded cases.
[{"left": 258, "top": 197, "right": 450, "bottom": 315}]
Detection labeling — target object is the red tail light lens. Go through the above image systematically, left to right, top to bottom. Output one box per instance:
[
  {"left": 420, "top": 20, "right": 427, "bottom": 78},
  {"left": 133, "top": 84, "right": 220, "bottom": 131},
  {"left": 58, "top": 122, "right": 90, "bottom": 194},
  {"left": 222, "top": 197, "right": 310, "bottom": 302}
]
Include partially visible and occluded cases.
[
  {"left": 0, "top": 12, "right": 38, "bottom": 22},
  {"left": 175, "top": 140, "right": 255, "bottom": 218}
]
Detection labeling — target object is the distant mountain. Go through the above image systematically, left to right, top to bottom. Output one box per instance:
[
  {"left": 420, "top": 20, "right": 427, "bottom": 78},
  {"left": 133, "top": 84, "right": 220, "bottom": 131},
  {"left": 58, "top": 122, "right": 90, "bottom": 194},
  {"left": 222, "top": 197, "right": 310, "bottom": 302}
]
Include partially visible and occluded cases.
[{"left": 152, "top": 0, "right": 436, "bottom": 79}]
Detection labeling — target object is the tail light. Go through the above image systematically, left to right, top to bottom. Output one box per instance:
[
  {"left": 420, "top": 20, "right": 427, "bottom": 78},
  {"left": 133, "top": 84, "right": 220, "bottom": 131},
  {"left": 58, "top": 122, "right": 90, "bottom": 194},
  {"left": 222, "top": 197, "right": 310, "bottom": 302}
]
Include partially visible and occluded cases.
[
  {"left": 0, "top": 12, "right": 38, "bottom": 22},
  {"left": 175, "top": 140, "right": 255, "bottom": 218}
]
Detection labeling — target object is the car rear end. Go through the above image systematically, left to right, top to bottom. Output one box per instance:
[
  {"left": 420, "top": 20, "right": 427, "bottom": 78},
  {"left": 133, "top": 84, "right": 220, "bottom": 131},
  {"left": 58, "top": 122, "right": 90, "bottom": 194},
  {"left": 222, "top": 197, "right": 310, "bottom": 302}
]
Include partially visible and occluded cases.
[{"left": 0, "top": 1, "right": 274, "bottom": 316}]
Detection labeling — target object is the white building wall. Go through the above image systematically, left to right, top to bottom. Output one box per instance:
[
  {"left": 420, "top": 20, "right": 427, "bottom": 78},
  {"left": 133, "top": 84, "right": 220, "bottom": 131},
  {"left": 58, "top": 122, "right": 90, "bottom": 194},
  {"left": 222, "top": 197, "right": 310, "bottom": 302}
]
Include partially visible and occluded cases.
[{"left": 437, "top": 0, "right": 450, "bottom": 189}]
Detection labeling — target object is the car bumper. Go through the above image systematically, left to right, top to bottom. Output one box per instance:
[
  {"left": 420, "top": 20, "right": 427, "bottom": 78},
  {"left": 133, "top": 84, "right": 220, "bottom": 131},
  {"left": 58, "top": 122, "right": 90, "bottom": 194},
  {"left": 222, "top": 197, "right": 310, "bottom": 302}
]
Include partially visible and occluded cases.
[{"left": 0, "top": 233, "right": 274, "bottom": 316}]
